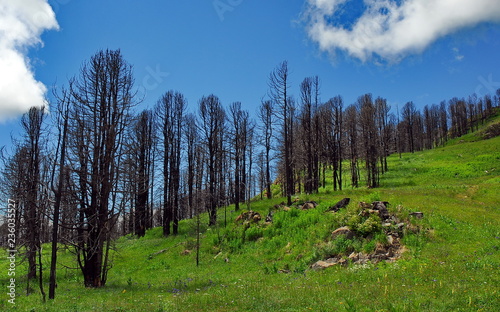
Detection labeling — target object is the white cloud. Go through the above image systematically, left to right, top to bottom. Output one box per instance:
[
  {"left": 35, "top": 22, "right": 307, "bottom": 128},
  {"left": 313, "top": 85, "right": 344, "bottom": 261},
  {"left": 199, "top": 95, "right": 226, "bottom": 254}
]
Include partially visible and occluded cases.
[
  {"left": 0, "top": 0, "right": 59, "bottom": 122},
  {"left": 303, "top": 0, "right": 500, "bottom": 63}
]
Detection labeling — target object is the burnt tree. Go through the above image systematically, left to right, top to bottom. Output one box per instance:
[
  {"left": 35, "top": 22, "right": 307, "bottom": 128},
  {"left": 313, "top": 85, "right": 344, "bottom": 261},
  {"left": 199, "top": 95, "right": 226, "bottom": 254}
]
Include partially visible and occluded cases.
[
  {"left": 68, "top": 49, "right": 135, "bottom": 288},
  {"left": 269, "top": 61, "right": 294, "bottom": 205},
  {"left": 156, "top": 91, "right": 186, "bottom": 236},
  {"left": 199, "top": 94, "right": 226, "bottom": 226},
  {"left": 358, "top": 94, "right": 379, "bottom": 188},
  {"left": 257, "top": 99, "right": 274, "bottom": 199},
  {"left": 229, "top": 102, "right": 251, "bottom": 211},
  {"left": 345, "top": 104, "right": 359, "bottom": 188},
  {"left": 20, "top": 106, "right": 47, "bottom": 288},
  {"left": 133, "top": 110, "right": 155, "bottom": 237}
]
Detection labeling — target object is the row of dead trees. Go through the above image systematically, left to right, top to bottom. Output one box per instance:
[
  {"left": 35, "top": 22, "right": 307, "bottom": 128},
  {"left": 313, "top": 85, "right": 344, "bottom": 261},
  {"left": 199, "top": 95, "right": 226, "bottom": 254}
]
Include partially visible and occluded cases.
[
  {"left": 1, "top": 51, "right": 499, "bottom": 296},
  {"left": 268, "top": 61, "right": 499, "bottom": 204}
]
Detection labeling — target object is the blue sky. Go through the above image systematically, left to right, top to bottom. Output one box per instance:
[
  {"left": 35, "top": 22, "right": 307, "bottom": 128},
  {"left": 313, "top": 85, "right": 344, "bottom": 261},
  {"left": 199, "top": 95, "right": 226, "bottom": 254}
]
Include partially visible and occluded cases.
[{"left": 1, "top": 0, "right": 500, "bottom": 152}]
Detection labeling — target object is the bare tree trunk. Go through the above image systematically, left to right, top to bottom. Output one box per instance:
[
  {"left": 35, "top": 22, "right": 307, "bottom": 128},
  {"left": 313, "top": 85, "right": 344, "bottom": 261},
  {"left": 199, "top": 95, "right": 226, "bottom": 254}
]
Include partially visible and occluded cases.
[
  {"left": 69, "top": 49, "right": 135, "bottom": 288},
  {"left": 269, "top": 61, "right": 293, "bottom": 205},
  {"left": 156, "top": 91, "right": 185, "bottom": 235},
  {"left": 49, "top": 92, "right": 70, "bottom": 299},
  {"left": 199, "top": 95, "right": 225, "bottom": 227},
  {"left": 258, "top": 100, "right": 274, "bottom": 199},
  {"left": 345, "top": 105, "right": 359, "bottom": 188},
  {"left": 21, "top": 107, "right": 45, "bottom": 281},
  {"left": 134, "top": 110, "right": 154, "bottom": 237},
  {"left": 185, "top": 113, "right": 198, "bottom": 218}
]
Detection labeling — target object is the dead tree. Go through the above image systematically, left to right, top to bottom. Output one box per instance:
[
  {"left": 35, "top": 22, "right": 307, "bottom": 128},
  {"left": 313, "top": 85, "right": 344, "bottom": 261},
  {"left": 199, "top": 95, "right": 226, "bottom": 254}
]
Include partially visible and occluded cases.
[
  {"left": 68, "top": 49, "right": 135, "bottom": 288},
  {"left": 269, "top": 61, "right": 294, "bottom": 205},
  {"left": 299, "top": 77, "right": 313, "bottom": 193},
  {"left": 49, "top": 89, "right": 70, "bottom": 299},
  {"left": 156, "top": 91, "right": 186, "bottom": 236},
  {"left": 199, "top": 94, "right": 226, "bottom": 226},
  {"left": 358, "top": 94, "right": 379, "bottom": 188},
  {"left": 326, "top": 96, "right": 344, "bottom": 191},
  {"left": 375, "top": 97, "right": 390, "bottom": 173},
  {"left": 257, "top": 99, "right": 274, "bottom": 199},
  {"left": 402, "top": 101, "right": 418, "bottom": 152},
  {"left": 229, "top": 102, "right": 251, "bottom": 211},
  {"left": 345, "top": 104, "right": 359, "bottom": 188},
  {"left": 20, "top": 106, "right": 47, "bottom": 298},
  {"left": 133, "top": 110, "right": 155, "bottom": 237},
  {"left": 184, "top": 113, "right": 199, "bottom": 218}
]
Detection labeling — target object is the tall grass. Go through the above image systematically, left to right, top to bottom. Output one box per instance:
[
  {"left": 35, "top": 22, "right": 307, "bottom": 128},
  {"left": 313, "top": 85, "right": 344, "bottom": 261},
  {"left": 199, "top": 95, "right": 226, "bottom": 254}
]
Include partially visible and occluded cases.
[{"left": 1, "top": 133, "right": 499, "bottom": 311}]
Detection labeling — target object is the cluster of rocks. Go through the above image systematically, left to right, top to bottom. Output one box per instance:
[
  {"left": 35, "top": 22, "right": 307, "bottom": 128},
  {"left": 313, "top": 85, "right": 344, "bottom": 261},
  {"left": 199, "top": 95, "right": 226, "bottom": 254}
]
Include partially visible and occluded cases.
[
  {"left": 327, "top": 197, "right": 351, "bottom": 212},
  {"left": 233, "top": 198, "right": 422, "bottom": 270},
  {"left": 331, "top": 199, "right": 392, "bottom": 220},
  {"left": 263, "top": 200, "right": 319, "bottom": 223},
  {"left": 270, "top": 200, "right": 319, "bottom": 211},
  {"left": 298, "top": 200, "right": 319, "bottom": 210},
  {"left": 312, "top": 200, "right": 421, "bottom": 270},
  {"left": 235, "top": 210, "right": 262, "bottom": 223},
  {"left": 311, "top": 241, "right": 407, "bottom": 270}
]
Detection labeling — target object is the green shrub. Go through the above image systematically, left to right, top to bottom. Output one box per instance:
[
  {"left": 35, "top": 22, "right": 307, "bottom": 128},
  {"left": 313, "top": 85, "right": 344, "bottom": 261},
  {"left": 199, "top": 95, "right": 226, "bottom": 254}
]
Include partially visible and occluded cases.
[
  {"left": 480, "top": 121, "right": 500, "bottom": 139},
  {"left": 368, "top": 191, "right": 382, "bottom": 202},
  {"left": 289, "top": 207, "right": 300, "bottom": 217},
  {"left": 345, "top": 213, "right": 362, "bottom": 231},
  {"left": 357, "top": 215, "right": 382, "bottom": 236},
  {"left": 245, "top": 226, "right": 264, "bottom": 242},
  {"left": 374, "top": 232, "right": 388, "bottom": 246},
  {"left": 331, "top": 235, "right": 356, "bottom": 255},
  {"left": 227, "top": 237, "right": 243, "bottom": 252},
  {"left": 362, "top": 239, "right": 376, "bottom": 253},
  {"left": 312, "top": 241, "right": 337, "bottom": 260}
]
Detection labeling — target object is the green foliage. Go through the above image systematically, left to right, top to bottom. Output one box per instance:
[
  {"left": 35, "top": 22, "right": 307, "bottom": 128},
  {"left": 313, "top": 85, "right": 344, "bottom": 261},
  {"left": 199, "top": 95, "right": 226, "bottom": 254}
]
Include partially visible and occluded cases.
[
  {"left": 480, "top": 121, "right": 500, "bottom": 139},
  {"left": 1, "top": 127, "right": 499, "bottom": 311},
  {"left": 367, "top": 191, "right": 382, "bottom": 202},
  {"left": 345, "top": 212, "right": 362, "bottom": 231},
  {"left": 357, "top": 214, "right": 382, "bottom": 236},
  {"left": 245, "top": 225, "right": 264, "bottom": 242},
  {"left": 362, "top": 239, "right": 376, "bottom": 253}
]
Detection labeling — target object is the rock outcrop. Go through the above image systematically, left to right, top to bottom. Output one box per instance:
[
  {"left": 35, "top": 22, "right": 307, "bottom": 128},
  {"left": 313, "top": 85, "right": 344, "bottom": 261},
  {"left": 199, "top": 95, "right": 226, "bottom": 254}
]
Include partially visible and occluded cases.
[{"left": 328, "top": 198, "right": 350, "bottom": 212}]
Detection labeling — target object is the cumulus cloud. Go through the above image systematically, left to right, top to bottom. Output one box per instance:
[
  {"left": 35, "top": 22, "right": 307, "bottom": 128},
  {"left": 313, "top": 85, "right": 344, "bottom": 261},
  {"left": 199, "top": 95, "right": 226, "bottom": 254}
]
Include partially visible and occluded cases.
[
  {"left": 0, "top": 0, "right": 59, "bottom": 122},
  {"left": 303, "top": 0, "right": 500, "bottom": 62}
]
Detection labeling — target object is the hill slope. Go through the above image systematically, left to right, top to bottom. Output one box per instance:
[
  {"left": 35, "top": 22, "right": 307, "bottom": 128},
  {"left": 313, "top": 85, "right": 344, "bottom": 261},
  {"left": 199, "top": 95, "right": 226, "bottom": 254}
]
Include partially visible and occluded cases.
[{"left": 1, "top": 127, "right": 499, "bottom": 311}]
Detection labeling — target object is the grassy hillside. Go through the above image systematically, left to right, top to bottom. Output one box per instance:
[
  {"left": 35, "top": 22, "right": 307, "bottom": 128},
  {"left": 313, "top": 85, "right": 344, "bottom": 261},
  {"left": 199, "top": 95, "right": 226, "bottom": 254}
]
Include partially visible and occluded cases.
[{"left": 1, "top": 121, "right": 499, "bottom": 311}]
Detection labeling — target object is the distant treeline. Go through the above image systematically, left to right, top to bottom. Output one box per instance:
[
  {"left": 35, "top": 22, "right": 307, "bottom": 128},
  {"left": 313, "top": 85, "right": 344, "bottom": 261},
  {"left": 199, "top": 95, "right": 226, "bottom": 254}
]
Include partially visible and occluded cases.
[{"left": 0, "top": 50, "right": 498, "bottom": 291}]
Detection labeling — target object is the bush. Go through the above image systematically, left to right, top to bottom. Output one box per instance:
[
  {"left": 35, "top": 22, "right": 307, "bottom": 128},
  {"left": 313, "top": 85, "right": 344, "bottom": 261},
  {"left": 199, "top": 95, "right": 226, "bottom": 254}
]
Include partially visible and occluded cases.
[
  {"left": 481, "top": 122, "right": 500, "bottom": 139},
  {"left": 367, "top": 191, "right": 382, "bottom": 202},
  {"left": 345, "top": 213, "right": 362, "bottom": 231},
  {"left": 357, "top": 215, "right": 382, "bottom": 236},
  {"left": 245, "top": 226, "right": 264, "bottom": 242},
  {"left": 374, "top": 232, "right": 388, "bottom": 246},
  {"left": 315, "top": 235, "right": 362, "bottom": 257},
  {"left": 227, "top": 238, "right": 243, "bottom": 252},
  {"left": 362, "top": 239, "right": 376, "bottom": 253}
]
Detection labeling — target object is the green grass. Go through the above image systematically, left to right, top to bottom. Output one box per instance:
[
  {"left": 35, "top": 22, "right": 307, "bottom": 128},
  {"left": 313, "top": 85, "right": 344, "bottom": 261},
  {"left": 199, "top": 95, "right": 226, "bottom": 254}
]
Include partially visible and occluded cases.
[{"left": 1, "top": 129, "right": 499, "bottom": 311}]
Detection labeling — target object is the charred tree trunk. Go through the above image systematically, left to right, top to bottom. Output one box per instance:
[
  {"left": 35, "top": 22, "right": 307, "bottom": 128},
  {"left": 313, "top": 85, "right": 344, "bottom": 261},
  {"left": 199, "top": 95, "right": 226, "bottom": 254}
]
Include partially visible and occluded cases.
[
  {"left": 69, "top": 49, "right": 135, "bottom": 288},
  {"left": 269, "top": 61, "right": 294, "bottom": 205},
  {"left": 49, "top": 92, "right": 70, "bottom": 299},
  {"left": 199, "top": 95, "right": 225, "bottom": 226},
  {"left": 258, "top": 100, "right": 274, "bottom": 199}
]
